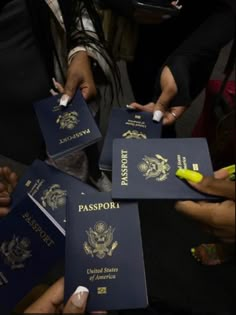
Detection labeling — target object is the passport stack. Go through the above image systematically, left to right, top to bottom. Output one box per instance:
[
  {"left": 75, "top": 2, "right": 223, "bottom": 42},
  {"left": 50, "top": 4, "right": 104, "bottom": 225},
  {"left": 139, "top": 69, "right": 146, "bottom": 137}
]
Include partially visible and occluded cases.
[
  {"left": 34, "top": 89, "right": 102, "bottom": 160},
  {"left": 99, "top": 108, "right": 162, "bottom": 171},
  {"left": 112, "top": 138, "right": 215, "bottom": 200},
  {"left": 11, "top": 159, "right": 97, "bottom": 233},
  {"left": 65, "top": 192, "right": 148, "bottom": 311},
  {"left": 0, "top": 196, "right": 64, "bottom": 313}
]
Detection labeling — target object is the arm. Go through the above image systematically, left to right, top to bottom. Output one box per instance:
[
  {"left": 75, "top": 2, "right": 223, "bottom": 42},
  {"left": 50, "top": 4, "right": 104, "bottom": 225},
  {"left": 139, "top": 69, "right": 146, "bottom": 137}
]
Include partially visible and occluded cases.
[
  {"left": 58, "top": 1, "right": 118, "bottom": 105},
  {"left": 68, "top": 2, "right": 112, "bottom": 79},
  {"left": 130, "top": 3, "right": 234, "bottom": 124},
  {"left": 0, "top": 167, "right": 18, "bottom": 217}
]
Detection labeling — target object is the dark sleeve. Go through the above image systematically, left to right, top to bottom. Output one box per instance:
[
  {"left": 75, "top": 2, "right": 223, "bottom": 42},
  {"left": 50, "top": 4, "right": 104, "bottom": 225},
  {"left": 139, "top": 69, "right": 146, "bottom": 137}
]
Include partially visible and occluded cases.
[{"left": 153, "top": 4, "right": 235, "bottom": 106}]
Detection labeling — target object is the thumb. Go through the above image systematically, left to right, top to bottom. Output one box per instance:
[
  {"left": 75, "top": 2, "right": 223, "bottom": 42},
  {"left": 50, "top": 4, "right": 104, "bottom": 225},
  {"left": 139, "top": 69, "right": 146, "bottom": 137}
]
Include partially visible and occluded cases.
[{"left": 63, "top": 286, "right": 89, "bottom": 314}]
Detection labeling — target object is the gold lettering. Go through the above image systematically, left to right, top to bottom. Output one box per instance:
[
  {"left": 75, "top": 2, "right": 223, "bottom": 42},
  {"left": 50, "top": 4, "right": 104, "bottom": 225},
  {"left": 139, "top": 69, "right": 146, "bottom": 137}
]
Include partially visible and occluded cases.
[
  {"left": 125, "top": 119, "right": 146, "bottom": 128},
  {"left": 59, "top": 129, "right": 90, "bottom": 144},
  {"left": 121, "top": 150, "right": 128, "bottom": 186},
  {"left": 176, "top": 155, "right": 188, "bottom": 169},
  {"left": 78, "top": 202, "right": 120, "bottom": 212},
  {"left": 22, "top": 212, "right": 55, "bottom": 247},
  {"left": 87, "top": 268, "right": 103, "bottom": 274},
  {"left": 95, "top": 274, "right": 116, "bottom": 280}
]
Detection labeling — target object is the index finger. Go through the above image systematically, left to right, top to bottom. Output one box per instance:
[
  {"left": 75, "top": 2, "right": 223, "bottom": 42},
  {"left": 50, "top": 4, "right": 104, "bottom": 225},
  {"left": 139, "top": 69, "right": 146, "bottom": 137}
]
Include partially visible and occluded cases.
[
  {"left": 64, "top": 70, "right": 80, "bottom": 100},
  {"left": 129, "top": 102, "right": 154, "bottom": 113},
  {"left": 189, "top": 176, "right": 235, "bottom": 201},
  {"left": 24, "top": 278, "right": 64, "bottom": 313}
]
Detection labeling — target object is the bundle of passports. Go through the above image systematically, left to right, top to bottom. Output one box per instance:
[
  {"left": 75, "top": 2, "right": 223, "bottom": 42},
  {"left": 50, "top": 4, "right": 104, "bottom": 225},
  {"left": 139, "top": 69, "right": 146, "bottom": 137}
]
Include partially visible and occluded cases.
[
  {"left": 34, "top": 89, "right": 102, "bottom": 160},
  {"left": 99, "top": 108, "right": 162, "bottom": 171},
  {"left": 112, "top": 138, "right": 216, "bottom": 200},
  {"left": 11, "top": 159, "right": 97, "bottom": 234},
  {"left": 65, "top": 192, "right": 148, "bottom": 311},
  {"left": 0, "top": 196, "right": 64, "bottom": 313}
]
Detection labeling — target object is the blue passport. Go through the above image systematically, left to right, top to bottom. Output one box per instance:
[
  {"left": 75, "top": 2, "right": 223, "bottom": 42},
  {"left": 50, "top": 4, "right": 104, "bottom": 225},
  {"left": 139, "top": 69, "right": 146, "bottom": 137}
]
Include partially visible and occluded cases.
[
  {"left": 34, "top": 89, "right": 102, "bottom": 159},
  {"left": 99, "top": 108, "right": 162, "bottom": 171},
  {"left": 112, "top": 138, "right": 215, "bottom": 200},
  {"left": 12, "top": 160, "right": 97, "bottom": 234},
  {"left": 65, "top": 192, "right": 148, "bottom": 311},
  {"left": 0, "top": 196, "right": 64, "bottom": 313}
]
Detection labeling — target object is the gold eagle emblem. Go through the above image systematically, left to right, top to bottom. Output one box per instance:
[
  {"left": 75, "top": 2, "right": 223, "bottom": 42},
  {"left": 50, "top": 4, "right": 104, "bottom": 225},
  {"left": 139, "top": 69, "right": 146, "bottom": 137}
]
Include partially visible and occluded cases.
[
  {"left": 56, "top": 111, "right": 79, "bottom": 130},
  {"left": 122, "top": 130, "right": 147, "bottom": 139},
  {"left": 138, "top": 154, "right": 170, "bottom": 181},
  {"left": 41, "top": 184, "right": 67, "bottom": 210},
  {"left": 83, "top": 221, "right": 118, "bottom": 259},
  {"left": 0, "top": 236, "right": 32, "bottom": 270}
]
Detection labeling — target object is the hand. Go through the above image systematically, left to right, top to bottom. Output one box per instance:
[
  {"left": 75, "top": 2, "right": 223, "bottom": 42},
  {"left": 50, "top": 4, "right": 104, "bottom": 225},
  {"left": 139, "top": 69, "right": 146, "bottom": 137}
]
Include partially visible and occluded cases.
[
  {"left": 53, "top": 51, "right": 97, "bottom": 106},
  {"left": 130, "top": 66, "right": 186, "bottom": 125},
  {"left": 129, "top": 102, "right": 186, "bottom": 125},
  {"left": 0, "top": 166, "right": 18, "bottom": 217},
  {"left": 175, "top": 167, "right": 235, "bottom": 243},
  {"left": 24, "top": 278, "right": 89, "bottom": 314}
]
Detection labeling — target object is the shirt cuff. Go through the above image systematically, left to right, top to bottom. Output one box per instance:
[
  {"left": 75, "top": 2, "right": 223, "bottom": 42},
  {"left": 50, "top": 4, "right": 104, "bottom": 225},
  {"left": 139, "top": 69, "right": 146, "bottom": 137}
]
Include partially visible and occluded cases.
[{"left": 68, "top": 46, "right": 87, "bottom": 64}]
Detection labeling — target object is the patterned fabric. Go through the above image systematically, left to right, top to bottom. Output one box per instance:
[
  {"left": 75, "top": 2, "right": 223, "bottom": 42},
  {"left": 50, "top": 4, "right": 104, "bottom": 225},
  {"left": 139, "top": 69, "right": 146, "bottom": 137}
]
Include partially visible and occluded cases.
[
  {"left": 44, "top": 0, "right": 110, "bottom": 82},
  {"left": 42, "top": 1, "right": 108, "bottom": 181},
  {"left": 101, "top": 9, "right": 138, "bottom": 61}
]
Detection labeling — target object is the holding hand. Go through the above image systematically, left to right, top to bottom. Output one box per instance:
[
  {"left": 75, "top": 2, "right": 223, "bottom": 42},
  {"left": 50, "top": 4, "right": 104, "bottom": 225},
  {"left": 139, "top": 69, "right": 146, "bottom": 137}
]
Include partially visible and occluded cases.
[
  {"left": 53, "top": 51, "right": 97, "bottom": 106},
  {"left": 130, "top": 66, "right": 186, "bottom": 125},
  {"left": 0, "top": 166, "right": 18, "bottom": 217},
  {"left": 175, "top": 166, "right": 235, "bottom": 243},
  {"left": 24, "top": 278, "right": 89, "bottom": 314}
]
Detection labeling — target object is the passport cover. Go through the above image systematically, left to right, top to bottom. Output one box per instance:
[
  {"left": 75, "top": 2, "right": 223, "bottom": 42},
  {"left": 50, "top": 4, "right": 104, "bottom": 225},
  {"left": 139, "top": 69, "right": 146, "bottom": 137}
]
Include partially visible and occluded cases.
[
  {"left": 34, "top": 89, "right": 102, "bottom": 159},
  {"left": 99, "top": 108, "right": 162, "bottom": 171},
  {"left": 112, "top": 138, "right": 215, "bottom": 200},
  {"left": 11, "top": 160, "right": 97, "bottom": 233},
  {"left": 65, "top": 192, "right": 148, "bottom": 311},
  {"left": 0, "top": 196, "right": 64, "bottom": 313}
]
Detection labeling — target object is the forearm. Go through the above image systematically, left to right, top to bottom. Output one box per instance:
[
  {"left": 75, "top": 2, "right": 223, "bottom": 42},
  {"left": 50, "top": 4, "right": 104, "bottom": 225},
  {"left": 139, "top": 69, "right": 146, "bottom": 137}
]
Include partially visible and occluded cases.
[{"left": 67, "top": 2, "right": 111, "bottom": 78}]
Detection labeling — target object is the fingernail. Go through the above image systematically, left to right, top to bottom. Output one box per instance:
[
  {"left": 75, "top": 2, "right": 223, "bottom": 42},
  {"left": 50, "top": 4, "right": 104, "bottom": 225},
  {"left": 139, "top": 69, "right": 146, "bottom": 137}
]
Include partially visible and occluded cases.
[
  {"left": 50, "top": 89, "right": 58, "bottom": 96},
  {"left": 59, "top": 94, "right": 70, "bottom": 107},
  {"left": 126, "top": 104, "right": 135, "bottom": 110},
  {"left": 153, "top": 110, "right": 164, "bottom": 122},
  {"left": 223, "top": 164, "right": 235, "bottom": 176},
  {"left": 176, "top": 169, "right": 203, "bottom": 183},
  {"left": 191, "top": 248, "right": 196, "bottom": 254},
  {"left": 71, "top": 286, "right": 89, "bottom": 309}
]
